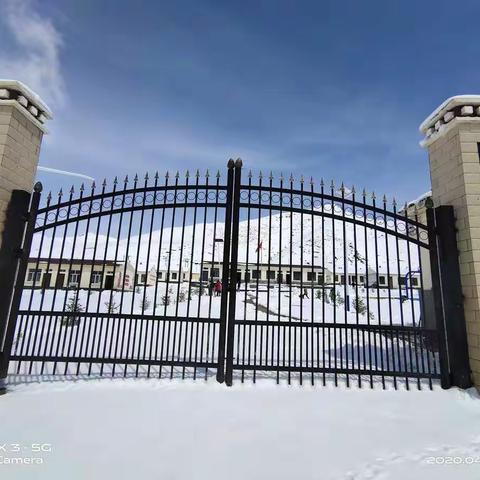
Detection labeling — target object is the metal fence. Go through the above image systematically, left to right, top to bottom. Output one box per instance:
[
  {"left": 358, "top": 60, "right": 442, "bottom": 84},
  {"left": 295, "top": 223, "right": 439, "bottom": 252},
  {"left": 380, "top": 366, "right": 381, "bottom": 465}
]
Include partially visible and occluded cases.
[{"left": 0, "top": 160, "right": 472, "bottom": 389}]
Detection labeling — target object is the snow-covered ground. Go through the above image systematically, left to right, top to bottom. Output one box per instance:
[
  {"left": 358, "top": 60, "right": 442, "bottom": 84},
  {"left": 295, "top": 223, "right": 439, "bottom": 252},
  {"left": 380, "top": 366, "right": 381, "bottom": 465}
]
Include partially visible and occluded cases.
[{"left": 0, "top": 378, "right": 479, "bottom": 480}]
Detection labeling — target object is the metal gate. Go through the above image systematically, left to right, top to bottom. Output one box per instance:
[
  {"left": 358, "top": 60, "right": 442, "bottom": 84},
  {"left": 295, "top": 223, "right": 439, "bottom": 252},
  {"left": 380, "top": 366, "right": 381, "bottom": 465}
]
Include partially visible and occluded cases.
[{"left": 0, "top": 160, "right": 471, "bottom": 389}]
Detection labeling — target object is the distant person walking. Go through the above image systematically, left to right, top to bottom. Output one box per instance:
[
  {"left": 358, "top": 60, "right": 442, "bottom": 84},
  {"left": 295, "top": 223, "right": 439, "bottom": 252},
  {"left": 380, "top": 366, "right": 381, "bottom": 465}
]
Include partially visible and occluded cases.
[{"left": 214, "top": 279, "right": 223, "bottom": 297}]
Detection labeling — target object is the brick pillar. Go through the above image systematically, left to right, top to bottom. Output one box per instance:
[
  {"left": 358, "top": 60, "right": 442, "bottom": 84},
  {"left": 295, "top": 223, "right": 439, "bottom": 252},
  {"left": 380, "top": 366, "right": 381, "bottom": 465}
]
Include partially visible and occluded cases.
[
  {"left": 0, "top": 80, "right": 51, "bottom": 245},
  {"left": 420, "top": 96, "right": 480, "bottom": 387}
]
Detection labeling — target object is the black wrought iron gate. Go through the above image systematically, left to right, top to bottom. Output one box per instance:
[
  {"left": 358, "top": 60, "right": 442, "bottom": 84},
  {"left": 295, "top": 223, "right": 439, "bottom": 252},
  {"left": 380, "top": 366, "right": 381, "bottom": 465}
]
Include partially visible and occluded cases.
[{"left": 0, "top": 160, "right": 471, "bottom": 390}]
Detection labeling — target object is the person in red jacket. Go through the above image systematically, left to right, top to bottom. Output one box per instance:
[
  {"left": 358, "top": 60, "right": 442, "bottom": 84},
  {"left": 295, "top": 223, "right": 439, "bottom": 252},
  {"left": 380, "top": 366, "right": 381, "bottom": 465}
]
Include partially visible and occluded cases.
[{"left": 214, "top": 279, "right": 222, "bottom": 296}]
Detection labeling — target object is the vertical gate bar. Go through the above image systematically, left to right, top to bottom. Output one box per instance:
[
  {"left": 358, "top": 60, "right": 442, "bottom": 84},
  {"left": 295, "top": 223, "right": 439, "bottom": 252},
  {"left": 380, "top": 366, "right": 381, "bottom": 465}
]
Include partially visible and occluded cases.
[
  {"left": 225, "top": 159, "right": 242, "bottom": 386},
  {"left": 216, "top": 160, "right": 235, "bottom": 383},
  {"left": 183, "top": 171, "right": 200, "bottom": 378},
  {"left": 194, "top": 171, "right": 209, "bottom": 378},
  {"left": 205, "top": 171, "right": 221, "bottom": 379},
  {"left": 244, "top": 171, "right": 252, "bottom": 383},
  {"left": 162, "top": 173, "right": 179, "bottom": 377},
  {"left": 171, "top": 173, "right": 189, "bottom": 379},
  {"left": 254, "top": 173, "right": 262, "bottom": 382},
  {"left": 266, "top": 173, "right": 273, "bottom": 372},
  {"left": 277, "top": 174, "right": 283, "bottom": 384},
  {"left": 288, "top": 175, "right": 293, "bottom": 385},
  {"left": 139, "top": 176, "right": 157, "bottom": 375},
  {"left": 300, "top": 177, "right": 304, "bottom": 385},
  {"left": 310, "top": 178, "right": 315, "bottom": 386},
  {"left": 321, "top": 180, "right": 325, "bottom": 386},
  {"left": 75, "top": 181, "right": 106, "bottom": 375},
  {"left": 65, "top": 182, "right": 96, "bottom": 375},
  {"left": 331, "top": 182, "right": 337, "bottom": 386},
  {"left": 341, "top": 184, "right": 348, "bottom": 387},
  {"left": 0, "top": 186, "right": 41, "bottom": 387},
  {"left": 49, "top": 188, "right": 75, "bottom": 375},
  {"left": 352, "top": 188, "right": 361, "bottom": 387},
  {"left": 363, "top": 189, "right": 373, "bottom": 388},
  {"left": 372, "top": 195, "right": 385, "bottom": 388},
  {"left": 393, "top": 201, "right": 409, "bottom": 388},
  {"left": 434, "top": 206, "right": 472, "bottom": 389},
  {"left": 405, "top": 207, "right": 424, "bottom": 389},
  {"left": 426, "top": 207, "right": 451, "bottom": 389},
  {"left": 413, "top": 210, "right": 431, "bottom": 388}
]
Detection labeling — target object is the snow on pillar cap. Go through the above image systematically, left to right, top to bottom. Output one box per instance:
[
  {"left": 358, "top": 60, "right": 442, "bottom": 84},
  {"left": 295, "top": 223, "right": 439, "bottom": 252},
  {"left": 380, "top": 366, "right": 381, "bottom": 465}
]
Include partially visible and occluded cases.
[
  {"left": 0, "top": 79, "right": 52, "bottom": 133},
  {"left": 419, "top": 95, "right": 480, "bottom": 148}
]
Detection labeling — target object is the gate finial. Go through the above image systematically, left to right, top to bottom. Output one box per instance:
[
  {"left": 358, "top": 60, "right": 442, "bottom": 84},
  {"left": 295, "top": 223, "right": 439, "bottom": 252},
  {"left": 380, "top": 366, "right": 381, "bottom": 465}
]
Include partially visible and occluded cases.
[
  {"left": 235, "top": 158, "right": 243, "bottom": 168},
  {"left": 227, "top": 159, "right": 235, "bottom": 169}
]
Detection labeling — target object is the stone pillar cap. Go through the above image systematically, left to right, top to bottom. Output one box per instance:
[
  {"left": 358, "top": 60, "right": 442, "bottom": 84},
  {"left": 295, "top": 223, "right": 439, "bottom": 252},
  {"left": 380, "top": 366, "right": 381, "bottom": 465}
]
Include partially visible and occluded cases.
[
  {"left": 0, "top": 79, "right": 52, "bottom": 133},
  {"left": 420, "top": 95, "right": 480, "bottom": 147}
]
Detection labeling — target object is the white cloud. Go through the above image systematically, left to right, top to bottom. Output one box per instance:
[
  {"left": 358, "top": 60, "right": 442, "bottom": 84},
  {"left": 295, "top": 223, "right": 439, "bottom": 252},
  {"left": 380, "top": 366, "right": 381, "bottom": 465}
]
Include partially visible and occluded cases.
[{"left": 0, "top": 0, "right": 65, "bottom": 107}]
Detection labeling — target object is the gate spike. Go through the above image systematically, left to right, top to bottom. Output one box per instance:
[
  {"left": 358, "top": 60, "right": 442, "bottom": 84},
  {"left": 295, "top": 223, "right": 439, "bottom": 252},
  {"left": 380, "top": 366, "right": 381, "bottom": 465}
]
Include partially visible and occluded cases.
[
  {"left": 195, "top": 169, "right": 200, "bottom": 179},
  {"left": 205, "top": 169, "right": 210, "bottom": 178},
  {"left": 185, "top": 170, "right": 190, "bottom": 178},
  {"left": 215, "top": 170, "right": 220, "bottom": 179},
  {"left": 248, "top": 170, "right": 253, "bottom": 179},
  {"left": 154, "top": 171, "right": 159, "bottom": 181},
  {"left": 165, "top": 171, "right": 170, "bottom": 179},
  {"left": 175, "top": 171, "right": 180, "bottom": 179},
  {"left": 259, "top": 171, "right": 263, "bottom": 180},
  {"left": 269, "top": 171, "right": 273, "bottom": 181},
  {"left": 145, "top": 172, "right": 149, "bottom": 181},
  {"left": 280, "top": 172, "right": 284, "bottom": 182},
  {"left": 134, "top": 173, "right": 139, "bottom": 183},
  {"left": 289, "top": 173, "right": 294, "bottom": 183},
  {"left": 124, "top": 175, "right": 129, "bottom": 184},
  {"left": 300, "top": 175, "right": 304, "bottom": 184},
  {"left": 113, "top": 176, "right": 118, "bottom": 186},
  {"left": 310, "top": 176, "right": 314, "bottom": 186},
  {"left": 102, "top": 178, "right": 107, "bottom": 188},
  {"left": 320, "top": 178, "right": 324, "bottom": 187},
  {"left": 91, "top": 180, "right": 96, "bottom": 190},
  {"left": 330, "top": 180, "right": 335, "bottom": 189},
  {"left": 340, "top": 182, "right": 345, "bottom": 193},
  {"left": 80, "top": 183, "right": 85, "bottom": 192},
  {"left": 69, "top": 185, "right": 75, "bottom": 195},
  {"left": 351, "top": 185, "right": 356, "bottom": 195},
  {"left": 58, "top": 188, "right": 63, "bottom": 198},
  {"left": 47, "top": 191, "right": 52, "bottom": 201},
  {"left": 371, "top": 191, "right": 376, "bottom": 200},
  {"left": 383, "top": 194, "right": 387, "bottom": 204},
  {"left": 392, "top": 197, "right": 397, "bottom": 207}
]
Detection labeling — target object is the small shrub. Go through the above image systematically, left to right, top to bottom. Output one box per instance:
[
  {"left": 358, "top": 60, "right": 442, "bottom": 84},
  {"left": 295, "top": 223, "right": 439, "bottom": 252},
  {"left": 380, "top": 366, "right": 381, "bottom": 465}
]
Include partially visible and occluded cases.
[{"left": 61, "top": 295, "right": 83, "bottom": 326}]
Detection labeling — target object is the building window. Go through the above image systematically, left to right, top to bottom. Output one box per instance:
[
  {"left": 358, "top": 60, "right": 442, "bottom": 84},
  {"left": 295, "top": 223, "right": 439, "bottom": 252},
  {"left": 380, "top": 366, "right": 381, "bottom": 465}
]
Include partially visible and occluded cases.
[
  {"left": 27, "top": 268, "right": 42, "bottom": 283},
  {"left": 211, "top": 268, "right": 220, "bottom": 278},
  {"left": 68, "top": 269, "right": 81, "bottom": 284},
  {"left": 91, "top": 270, "right": 103, "bottom": 285},
  {"left": 201, "top": 270, "right": 208, "bottom": 281},
  {"left": 251, "top": 270, "right": 260, "bottom": 279},
  {"left": 267, "top": 270, "right": 276, "bottom": 280},
  {"left": 158, "top": 271, "right": 163, "bottom": 279},
  {"left": 236, "top": 271, "right": 242, "bottom": 280},
  {"left": 293, "top": 271, "right": 302, "bottom": 281},
  {"left": 171, "top": 272, "right": 178, "bottom": 280},
  {"left": 307, "top": 272, "right": 315, "bottom": 281},
  {"left": 277, "top": 273, "right": 283, "bottom": 283},
  {"left": 141, "top": 274, "right": 146, "bottom": 283},
  {"left": 318, "top": 274, "right": 324, "bottom": 285},
  {"left": 334, "top": 274, "right": 340, "bottom": 283},
  {"left": 340, "top": 275, "right": 345, "bottom": 285},
  {"left": 359, "top": 275, "right": 365, "bottom": 284},
  {"left": 379, "top": 275, "right": 386, "bottom": 285},
  {"left": 399, "top": 276, "right": 406, "bottom": 286},
  {"left": 411, "top": 277, "right": 419, "bottom": 287}
]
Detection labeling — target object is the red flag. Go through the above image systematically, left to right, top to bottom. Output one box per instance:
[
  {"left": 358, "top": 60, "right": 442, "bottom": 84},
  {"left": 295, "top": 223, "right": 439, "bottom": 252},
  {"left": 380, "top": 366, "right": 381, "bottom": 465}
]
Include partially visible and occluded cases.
[{"left": 256, "top": 241, "right": 263, "bottom": 253}]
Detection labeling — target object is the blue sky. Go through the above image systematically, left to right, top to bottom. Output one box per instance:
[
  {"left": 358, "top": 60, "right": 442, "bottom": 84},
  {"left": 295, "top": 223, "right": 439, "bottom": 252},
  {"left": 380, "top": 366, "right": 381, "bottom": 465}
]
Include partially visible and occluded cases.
[{"left": 2, "top": 0, "right": 480, "bottom": 204}]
